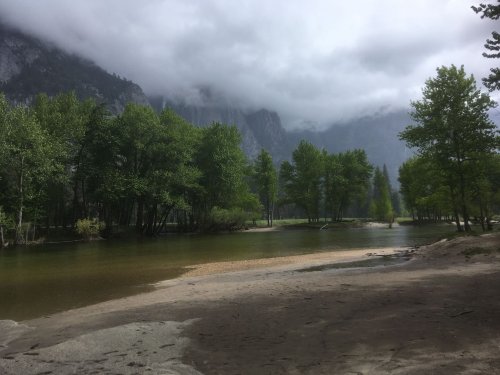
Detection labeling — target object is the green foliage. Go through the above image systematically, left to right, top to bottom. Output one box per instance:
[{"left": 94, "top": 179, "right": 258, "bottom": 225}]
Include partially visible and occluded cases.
[
  {"left": 472, "top": 1, "right": 500, "bottom": 90},
  {"left": 400, "top": 65, "right": 499, "bottom": 231},
  {"left": 1, "top": 91, "right": 266, "bottom": 238},
  {"left": 0, "top": 94, "right": 59, "bottom": 243},
  {"left": 192, "top": 122, "right": 260, "bottom": 230},
  {"left": 197, "top": 123, "right": 249, "bottom": 209},
  {"left": 280, "top": 141, "right": 324, "bottom": 222},
  {"left": 281, "top": 142, "right": 373, "bottom": 222},
  {"left": 254, "top": 149, "right": 277, "bottom": 226},
  {"left": 324, "top": 149, "right": 372, "bottom": 221},
  {"left": 398, "top": 157, "right": 453, "bottom": 222},
  {"left": 370, "top": 167, "right": 393, "bottom": 224},
  {"left": 0, "top": 206, "right": 13, "bottom": 247},
  {"left": 207, "top": 207, "right": 251, "bottom": 231},
  {"left": 75, "top": 218, "right": 105, "bottom": 241}
]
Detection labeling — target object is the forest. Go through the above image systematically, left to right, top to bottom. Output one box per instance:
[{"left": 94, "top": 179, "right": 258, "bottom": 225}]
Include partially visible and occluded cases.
[
  {"left": 0, "top": 65, "right": 499, "bottom": 246},
  {"left": 398, "top": 65, "right": 500, "bottom": 232},
  {"left": 0, "top": 91, "right": 400, "bottom": 246}
]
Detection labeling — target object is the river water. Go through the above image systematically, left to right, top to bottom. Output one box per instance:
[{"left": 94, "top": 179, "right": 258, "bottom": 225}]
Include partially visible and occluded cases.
[{"left": 0, "top": 224, "right": 452, "bottom": 320}]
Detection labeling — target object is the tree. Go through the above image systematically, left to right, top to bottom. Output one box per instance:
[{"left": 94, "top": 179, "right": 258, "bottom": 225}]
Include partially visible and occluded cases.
[
  {"left": 473, "top": 1, "right": 500, "bottom": 90},
  {"left": 399, "top": 65, "right": 499, "bottom": 232},
  {"left": 33, "top": 92, "right": 93, "bottom": 229},
  {"left": 0, "top": 95, "right": 58, "bottom": 244},
  {"left": 116, "top": 103, "right": 162, "bottom": 233},
  {"left": 153, "top": 108, "right": 202, "bottom": 233},
  {"left": 196, "top": 123, "right": 256, "bottom": 229},
  {"left": 280, "top": 141, "right": 324, "bottom": 222},
  {"left": 254, "top": 149, "right": 278, "bottom": 227},
  {"left": 330, "top": 150, "right": 372, "bottom": 221},
  {"left": 323, "top": 152, "right": 345, "bottom": 221},
  {"left": 469, "top": 152, "right": 500, "bottom": 230},
  {"left": 398, "top": 157, "right": 453, "bottom": 223},
  {"left": 370, "top": 167, "right": 394, "bottom": 227},
  {"left": 0, "top": 206, "right": 11, "bottom": 247}
]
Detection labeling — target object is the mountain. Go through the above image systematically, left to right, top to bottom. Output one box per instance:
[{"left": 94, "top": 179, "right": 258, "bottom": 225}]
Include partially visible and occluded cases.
[
  {"left": 0, "top": 23, "right": 149, "bottom": 113},
  {"left": 0, "top": 23, "right": 411, "bottom": 178},
  {"left": 153, "top": 95, "right": 411, "bottom": 181},
  {"left": 150, "top": 96, "right": 291, "bottom": 163},
  {"left": 290, "top": 111, "right": 412, "bottom": 184}
]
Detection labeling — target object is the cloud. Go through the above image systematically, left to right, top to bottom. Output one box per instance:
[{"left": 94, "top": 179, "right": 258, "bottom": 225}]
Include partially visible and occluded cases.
[{"left": 0, "top": 0, "right": 495, "bottom": 128}]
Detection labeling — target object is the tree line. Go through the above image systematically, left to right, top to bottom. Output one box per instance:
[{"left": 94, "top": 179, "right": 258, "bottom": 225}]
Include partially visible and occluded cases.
[
  {"left": 397, "top": 6, "right": 500, "bottom": 232},
  {"left": 398, "top": 65, "right": 500, "bottom": 232},
  {"left": 0, "top": 91, "right": 399, "bottom": 246}
]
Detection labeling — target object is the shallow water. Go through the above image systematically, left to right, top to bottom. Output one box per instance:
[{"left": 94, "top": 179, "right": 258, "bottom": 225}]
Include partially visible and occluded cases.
[{"left": 0, "top": 224, "right": 452, "bottom": 320}]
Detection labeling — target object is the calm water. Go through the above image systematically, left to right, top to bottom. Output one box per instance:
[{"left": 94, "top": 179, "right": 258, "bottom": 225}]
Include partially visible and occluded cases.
[{"left": 0, "top": 224, "right": 452, "bottom": 320}]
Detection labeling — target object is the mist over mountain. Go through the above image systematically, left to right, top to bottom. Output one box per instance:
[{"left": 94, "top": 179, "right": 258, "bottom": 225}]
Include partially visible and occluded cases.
[
  {"left": 0, "top": 23, "right": 414, "bottom": 181},
  {"left": 0, "top": 24, "right": 149, "bottom": 113},
  {"left": 151, "top": 92, "right": 412, "bottom": 182},
  {"left": 150, "top": 95, "right": 291, "bottom": 163},
  {"left": 290, "top": 111, "right": 412, "bottom": 184}
]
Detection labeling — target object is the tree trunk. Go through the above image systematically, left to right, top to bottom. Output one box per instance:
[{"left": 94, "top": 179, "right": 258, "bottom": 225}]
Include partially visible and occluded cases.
[
  {"left": 15, "top": 156, "right": 25, "bottom": 245},
  {"left": 457, "top": 160, "right": 471, "bottom": 232},
  {"left": 449, "top": 185, "right": 463, "bottom": 232},
  {"left": 266, "top": 197, "right": 270, "bottom": 227},
  {"left": 136, "top": 199, "right": 144, "bottom": 232},
  {"left": 462, "top": 203, "right": 471, "bottom": 232},
  {"left": 479, "top": 203, "right": 486, "bottom": 232},
  {"left": 454, "top": 211, "right": 463, "bottom": 232},
  {"left": 0, "top": 225, "right": 5, "bottom": 248}
]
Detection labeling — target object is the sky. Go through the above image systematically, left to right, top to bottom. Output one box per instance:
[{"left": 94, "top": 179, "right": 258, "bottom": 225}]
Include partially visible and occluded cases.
[{"left": 0, "top": 0, "right": 497, "bottom": 129}]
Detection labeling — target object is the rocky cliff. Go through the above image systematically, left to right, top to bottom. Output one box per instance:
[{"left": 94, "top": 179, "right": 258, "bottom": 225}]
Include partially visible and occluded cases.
[
  {"left": 0, "top": 23, "right": 412, "bottom": 173},
  {"left": 0, "top": 24, "right": 149, "bottom": 113},
  {"left": 150, "top": 96, "right": 291, "bottom": 162}
]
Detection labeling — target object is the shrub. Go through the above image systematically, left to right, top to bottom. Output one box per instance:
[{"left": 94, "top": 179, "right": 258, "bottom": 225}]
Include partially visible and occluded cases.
[
  {"left": 208, "top": 207, "right": 250, "bottom": 231},
  {"left": 75, "top": 218, "right": 105, "bottom": 241}
]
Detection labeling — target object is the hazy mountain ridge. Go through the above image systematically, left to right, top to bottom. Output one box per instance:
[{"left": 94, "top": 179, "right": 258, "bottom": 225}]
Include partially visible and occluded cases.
[
  {"left": 0, "top": 23, "right": 412, "bottom": 180},
  {"left": 0, "top": 24, "right": 149, "bottom": 113},
  {"left": 150, "top": 97, "right": 291, "bottom": 163},
  {"left": 290, "top": 112, "right": 412, "bottom": 183}
]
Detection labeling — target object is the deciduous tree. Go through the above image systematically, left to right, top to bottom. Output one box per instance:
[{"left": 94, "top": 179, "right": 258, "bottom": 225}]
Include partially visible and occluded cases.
[
  {"left": 399, "top": 65, "right": 499, "bottom": 231},
  {"left": 254, "top": 149, "right": 278, "bottom": 227}
]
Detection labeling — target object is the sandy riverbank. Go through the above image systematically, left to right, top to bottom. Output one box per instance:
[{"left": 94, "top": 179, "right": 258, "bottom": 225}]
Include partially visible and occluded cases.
[
  {"left": 1, "top": 233, "right": 500, "bottom": 374},
  {"left": 180, "top": 247, "right": 400, "bottom": 277}
]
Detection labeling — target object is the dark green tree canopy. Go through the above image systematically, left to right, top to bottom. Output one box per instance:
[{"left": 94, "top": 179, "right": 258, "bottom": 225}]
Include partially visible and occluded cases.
[
  {"left": 400, "top": 65, "right": 499, "bottom": 231},
  {"left": 401, "top": 65, "right": 498, "bottom": 162},
  {"left": 254, "top": 149, "right": 277, "bottom": 227}
]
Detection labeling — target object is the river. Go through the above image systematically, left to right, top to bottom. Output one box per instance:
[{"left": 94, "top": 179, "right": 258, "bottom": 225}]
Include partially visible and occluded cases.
[{"left": 0, "top": 224, "right": 452, "bottom": 320}]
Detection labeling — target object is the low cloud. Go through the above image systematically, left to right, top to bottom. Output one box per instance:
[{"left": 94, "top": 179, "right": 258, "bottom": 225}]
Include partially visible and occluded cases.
[{"left": 0, "top": 0, "right": 495, "bottom": 128}]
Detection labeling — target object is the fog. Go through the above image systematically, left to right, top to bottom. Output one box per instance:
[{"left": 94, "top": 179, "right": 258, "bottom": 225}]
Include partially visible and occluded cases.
[{"left": 0, "top": 0, "right": 496, "bottom": 128}]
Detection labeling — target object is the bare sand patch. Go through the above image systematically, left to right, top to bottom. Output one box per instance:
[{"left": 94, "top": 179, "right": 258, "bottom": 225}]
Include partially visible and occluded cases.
[{"left": 181, "top": 247, "right": 400, "bottom": 277}]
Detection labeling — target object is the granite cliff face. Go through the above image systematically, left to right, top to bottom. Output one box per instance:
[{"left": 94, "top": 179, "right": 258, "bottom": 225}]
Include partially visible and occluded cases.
[
  {"left": 0, "top": 24, "right": 149, "bottom": 113},
  {"left": 150, "top": 97, "right": 291, "bottom": 162}
]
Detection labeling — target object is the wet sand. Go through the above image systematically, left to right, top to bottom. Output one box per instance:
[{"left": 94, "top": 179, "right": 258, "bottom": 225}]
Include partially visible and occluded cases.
[{"left": 1, "top": 233, "right": 500, "bottom": 374}]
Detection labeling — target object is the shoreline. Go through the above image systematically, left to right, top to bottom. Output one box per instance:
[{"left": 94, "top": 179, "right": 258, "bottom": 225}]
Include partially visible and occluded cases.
[
  {"left": 1, "top": 233, "right": 500, "bottom": 374},
  {"left": 178, "top": 246, "right": 404, "bottom": 278}
]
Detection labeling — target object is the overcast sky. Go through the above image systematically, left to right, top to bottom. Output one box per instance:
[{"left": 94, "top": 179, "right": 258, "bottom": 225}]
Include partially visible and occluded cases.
[{"left": 0, "top": 0, "right": 496, "bottom": 128}]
